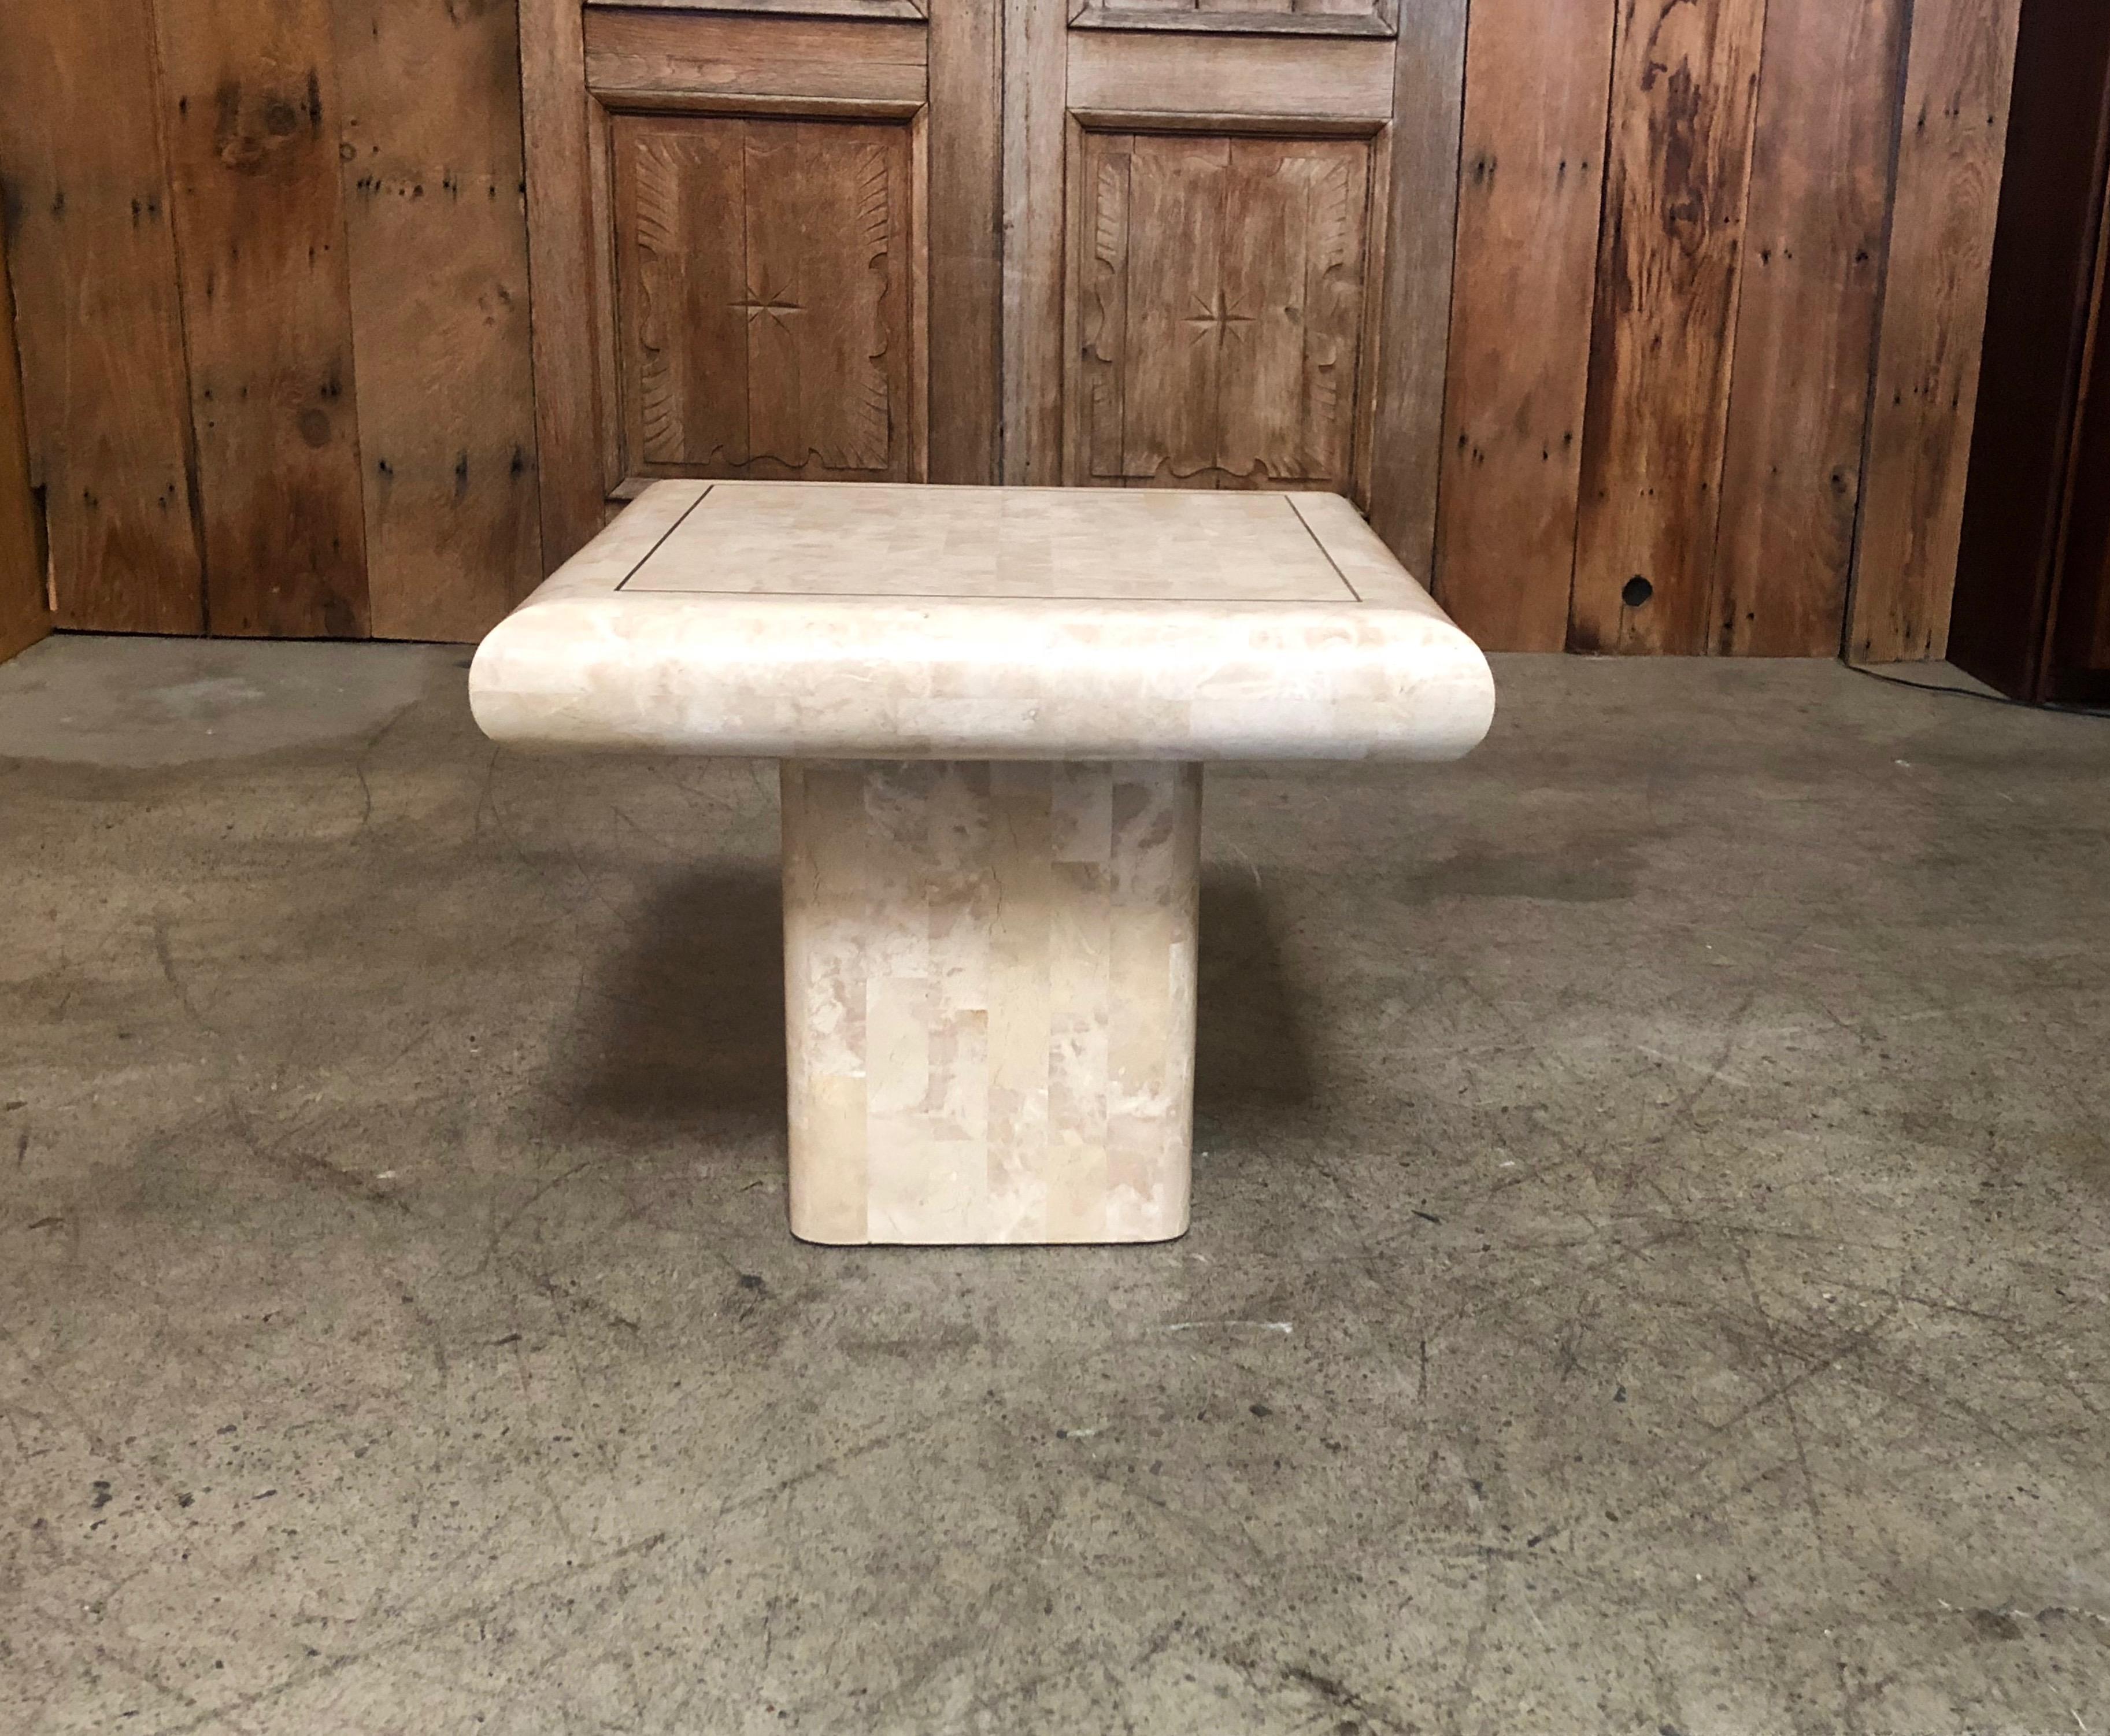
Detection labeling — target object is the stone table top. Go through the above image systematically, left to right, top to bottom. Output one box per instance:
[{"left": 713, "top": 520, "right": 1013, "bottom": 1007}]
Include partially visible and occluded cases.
[{"left": 471, "top": 480, "right": 1495, "bottom": 762}]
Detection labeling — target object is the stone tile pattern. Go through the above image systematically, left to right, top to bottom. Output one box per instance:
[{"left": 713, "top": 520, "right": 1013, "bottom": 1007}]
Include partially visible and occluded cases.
[
  {"left": 624, "top": 483, "right": 1361, "bottom": 601},
  {"left": 783, "top": 759, "right": 1200, "bottom": 1243}
]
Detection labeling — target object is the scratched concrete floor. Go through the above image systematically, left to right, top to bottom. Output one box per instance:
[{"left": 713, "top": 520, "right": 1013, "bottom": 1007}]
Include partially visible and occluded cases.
[{"left": 1, "top": 636, "right": 2107, "bottom": 1736}]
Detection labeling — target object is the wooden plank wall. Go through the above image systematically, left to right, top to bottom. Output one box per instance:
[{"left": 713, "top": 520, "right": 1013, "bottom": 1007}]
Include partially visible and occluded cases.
[
  {"left": 0, "top": 0, "right": 2027, "bottom": 653},
  {"left": 0, "top": 0, "right": 538, "bottom": 644},
  {"left": 1431, "top": 0, "right": 2023, "bottom": 657},
  {"left": 1848, "top": 0, "right": 2027, "bottom": 663},
  {"left": 0, "top": 1, "right": 205, "bottom": 635}
]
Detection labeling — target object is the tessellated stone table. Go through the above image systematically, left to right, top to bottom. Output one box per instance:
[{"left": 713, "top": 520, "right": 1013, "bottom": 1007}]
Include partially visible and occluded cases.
[{"left": 471, "top": 481, "right": 1495, "bottom": 1245}]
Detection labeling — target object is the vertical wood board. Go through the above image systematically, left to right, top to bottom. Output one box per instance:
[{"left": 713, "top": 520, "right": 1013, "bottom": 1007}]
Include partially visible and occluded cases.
[
  {"left": 0, "top": 0, "right": 204, "bottom": 634},
  {"left": 157, "top": 0, "right": 372, "bottom": 637},
  {"left": 331, "top": 0, "right": 542, "bottom": 642},
  {"left": 519, "top": 0, "right": 607, "bottom": 568},
  {"left": 928, "top": 0, "right": 1004, "bottom": 484},
  {"left": 1002, "top": 0, "right": 1070, "bottom": 483},
  {"left": 1364, "top": 0, "right": 1469, "bottom": 580},
  {"left": 1434, "top": 0, "right": 1616, "bottom": 650},
  {"left": 1572, "top": 0, "right": 1770, "bottom": 654},
  {"left": 1711, "top": 0, "right": 1905, "bottom": 656},
  {"left": 1850, "top": 0, "right": 2025, "bottom": 662},
  {"left": 0, "top": 221, "right": 50, "bottom": 665}
]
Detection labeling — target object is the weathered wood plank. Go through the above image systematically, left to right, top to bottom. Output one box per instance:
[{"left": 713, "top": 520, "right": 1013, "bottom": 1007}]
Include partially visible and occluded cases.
[
  {"left": 0, "top": 0, "right": 204, "bottom": 634},
  {"left": 157, "top": 0, "right": 371, "bottom": 636},
  {"left": 330, "top": 0, "right": 542, "bottom": 642},
  {"left": 519, "top": 0, "right": 606, "bottom": 568},
  {"left": 591, "top": 0, "right": 927, "bottom": 16},
  {"left": 928, "top": 0, "right": 1004, "bottom": 483},
  {"left": 1002, "top": 0, "right": 1071, "bottom": 482},
  {"left": 1364, "top": 0, "right": 1468, "bottom": 582},
  {"left": 1432, "top": 0, "right": 1612, "bottom": 648},
  {"left": 1571, "top": 0, "right": 1770, "bottom": 654},
  {"left": 1711, "top": 0, "right": 1906, "bottom": 656},
  {"left": 1849, "top": 0, "right": 2026, "bottom": 663},
  {"left": 583, "top": 12, "right": 928, "bottom": 105},
  {"left": 1066, "top": 32, "right": 1395, "bottom": 121},
  {"left": 0, "top": 221, "right": 50, "bottom": 665}
]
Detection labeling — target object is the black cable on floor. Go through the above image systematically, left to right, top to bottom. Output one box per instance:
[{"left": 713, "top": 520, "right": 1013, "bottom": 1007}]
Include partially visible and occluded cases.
[{"left": 1844, "top": 661, "right": 2110, "bottom": 720}]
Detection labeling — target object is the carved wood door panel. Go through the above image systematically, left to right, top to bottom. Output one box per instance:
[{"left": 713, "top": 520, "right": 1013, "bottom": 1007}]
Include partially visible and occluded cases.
[
  {"left": 520, "top": 0, "right": 1460, "bottom": 574},
  {"left": 520, "top": 0, "right": 1001, "bottom": 565},
  {"left": 1009, "top": 0, "right": 1456, "bottom": 557},
  {"left": 613, "top": 116, "right": 914, "bottom": 480},
  {"left": 1072, "top": 131, "right": 1372, "bottom": 491}
]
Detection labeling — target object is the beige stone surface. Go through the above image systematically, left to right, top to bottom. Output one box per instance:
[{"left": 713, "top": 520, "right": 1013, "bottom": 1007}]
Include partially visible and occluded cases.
[
  {"left": 469, "top": 480, "right": 1495, "bottom": 762},
  {"left": 628, "top": 482, "right": 1368, "bottom": 602},
  {"left": 783, "top": 759, "right": 1200, "bottom": 1245}
]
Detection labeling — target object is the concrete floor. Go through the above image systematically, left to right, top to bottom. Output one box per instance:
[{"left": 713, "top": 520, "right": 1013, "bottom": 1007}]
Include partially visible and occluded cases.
[{"left": 2, "top": 635, "right": 2107, "bottom": 1735}]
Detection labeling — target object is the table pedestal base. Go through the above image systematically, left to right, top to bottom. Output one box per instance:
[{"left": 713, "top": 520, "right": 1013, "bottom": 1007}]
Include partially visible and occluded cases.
[{"left": 782, "top": 760, "right": 1201, "bottom": 1245}]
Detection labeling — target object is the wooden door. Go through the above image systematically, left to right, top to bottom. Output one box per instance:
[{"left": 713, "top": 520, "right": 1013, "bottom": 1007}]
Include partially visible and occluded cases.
[
  {"left": 520, "top": 0, "right": 1461, "bottom": 575},
  {"left": 520, "top": 0, "right": 1002, "bottom": 566},
  {"left": 1002, "top": 0, "right": 1464, "bottom": 571}
]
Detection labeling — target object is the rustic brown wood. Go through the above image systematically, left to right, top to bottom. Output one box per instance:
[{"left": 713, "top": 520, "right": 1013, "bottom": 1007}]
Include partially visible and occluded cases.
[
  {"left": 0, "top": 0, "right": 204, "bottom": 634},
  {"left": 0, "top": 0, "right": 2048, "bottom": 653},
  {"left": 157, "top": 0, "right": 371, "bottom": 637},
  {"left": 331, "top": 0, "right": 542, "bottom": 642},
  {"left": 519, "top": 0, "right": 606, "bottom": 569},
  {"left": 593, "top": 0, "right": 927, "bottom": 15},
  {"left": 928, "top": 0, "right": 1004, "bottom": 484},
  {"left": 1003, "top": 0, "right": 1072, "bottom": 482},
  {"left": 1069, "top": 0, "right": 1398, "bottom": 36},
  {"left": 1364, "top": 0, "right": 1468, "bottom": 581},
  {"left": 1433, "top": 0, "right": 1613, "bottom": 650},
  {"left": 1571, "top": 0, "right": 1769, "bottom": 655},
  {"left": 1711, "top": 0, "right": 1907, "bottom": 656},
  {"left": 1850, "top": 0, "right": 2025, "bottom": 662},
  {"left": 584, "top": 12, "right": 929, "bottom": 105},
  {"left": 1065, "top": 32, "right": 1395, "bottom": 120},
  {"left": 612, "top": 116, "right": 920, "bottom": 482},
  {"left": 1066, "top": 132, "right": 1371, "bottom": 491},
  {"left": 0, "top": 223, "right": 50, "bottom": 666}
]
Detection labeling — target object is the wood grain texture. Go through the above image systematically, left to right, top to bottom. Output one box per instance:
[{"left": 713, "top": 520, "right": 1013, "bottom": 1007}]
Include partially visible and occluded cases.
[
  {"left": 0, "top": 0, "right": 204, "bottom": 634},
  {"left": 157, "top": 0, "right": 371, "bottom": 637},
  {"left": 332, "top": 0, "right": 542, "bottom": 642},
  {"left": 519, "top": 0, "right": 606, "bottom": 568},
  {"left": 595, "top": 0, "right": 927, "bottom": 16},
  {"left": 928, "top": 0, "right": 1004, "bottom": 483},
  {"left": 1003, "top": 0, "right": 1072, "bottom": 482},
  {"left": 1069, "top": 0, "right": 1397, "bottom": 36},
  {"left": 1364, "top": 0, "right": 1468, "bottom": 581},
  {"left": 1433, "top": 0, "right": 1614, "bottom": 650},
  {"left": 1571, "top": 0, "right": 1768, "bottom": 654},
  {"left": 1709, "top": 0, "right": 1905, "bottom": 657},
  {"left": 1850, "top": 0, "right": 2026, "bottom": 663},
  {"left": 584, "top": 12, "right": 928, "bottom": 105},
  {"left": 1067, "top": 32, "right": 1395, "bottom": 120},
  {"left": 613, "top": 117, "right": 918, "bottom": 480},
  {"left": 1067, "top": 132, "right": 1371, "bottom": 491},
  {"left": 0, "top": 222, "right": 50, "bottom": 665}
]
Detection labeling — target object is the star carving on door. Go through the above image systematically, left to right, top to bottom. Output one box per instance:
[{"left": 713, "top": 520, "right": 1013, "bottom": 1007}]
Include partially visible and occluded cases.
[
  {"left": 732, "top": 283, "right": 804, "bottom": 328},
  {"left": 1184, "top": 289, "right": 1254, "bottom": 346}
]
